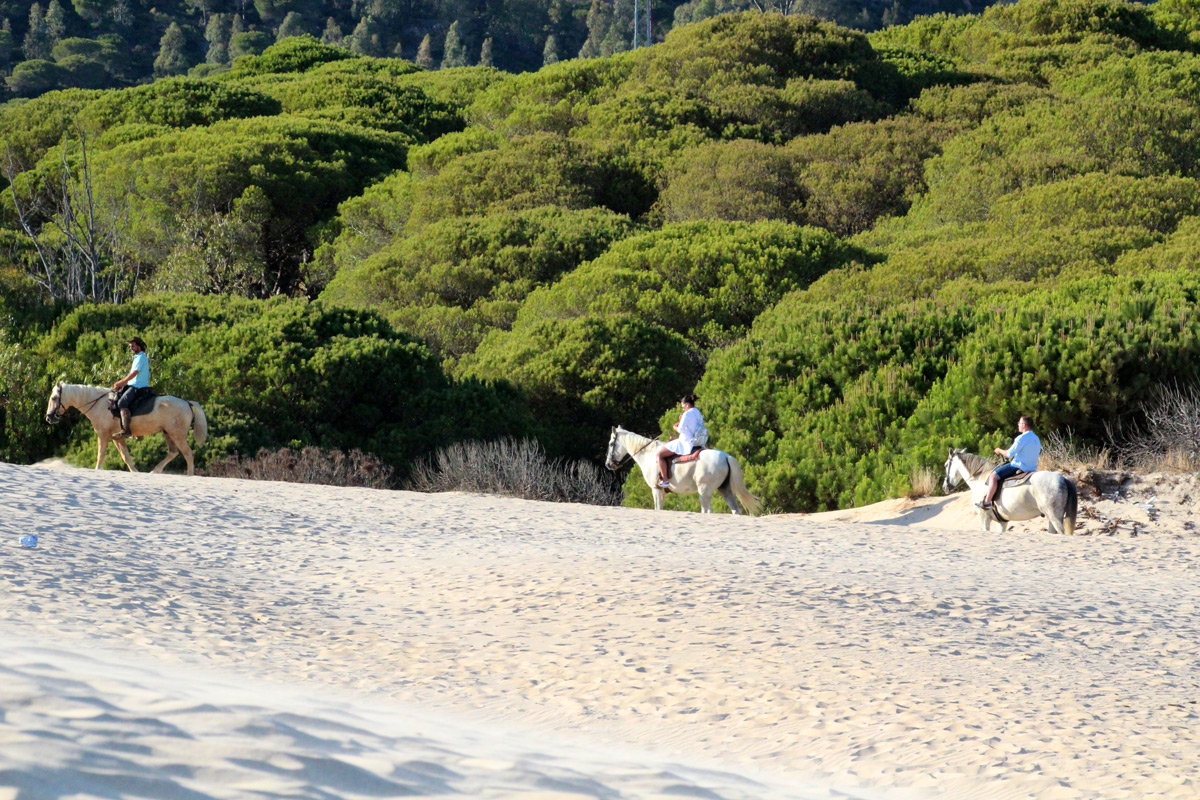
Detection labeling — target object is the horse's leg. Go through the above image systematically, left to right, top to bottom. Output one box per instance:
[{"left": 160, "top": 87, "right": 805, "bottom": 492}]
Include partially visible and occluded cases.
[
  {"left": 152, "top": 433, "right": 180, "bottom": 474},
  {"left": 175, "top": 433, "right": 196, "bottom": 476},
  {"left": 96, "top": 435, "right": 109, "bottom": 470},
  {"left": 113, "top": 439, "right": 139, "bottom": 472},
  {"left": 652, "top": 487, "right": 665, "bottom": 511},
  {"left": 699, "top": 489, "right": 713, "bottom": 513}
]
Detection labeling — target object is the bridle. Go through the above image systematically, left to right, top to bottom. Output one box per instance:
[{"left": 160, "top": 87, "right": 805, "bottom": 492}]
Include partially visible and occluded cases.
[
  {"left": 46, "top": 385, "right": 67, "bottom": 423},
  {"left": 605, "top": 428, "right": 657, "bottom": 470}
]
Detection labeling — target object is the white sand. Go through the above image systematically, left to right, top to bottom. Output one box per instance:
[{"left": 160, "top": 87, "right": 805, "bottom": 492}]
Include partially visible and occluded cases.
[{"left": 2, "top": 461, "right": 1199, "bottom": 798}]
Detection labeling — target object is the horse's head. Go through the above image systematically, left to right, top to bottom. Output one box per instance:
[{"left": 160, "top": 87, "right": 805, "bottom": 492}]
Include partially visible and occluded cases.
[
  {"left": 45, "top": 382, "right": 65, "bottom": 425},
  {"left": 605, "top": 426, "right": 629, "bottom": 471},
  {"left": 942, "top": 448, "right": 965, "bottom": 494}
]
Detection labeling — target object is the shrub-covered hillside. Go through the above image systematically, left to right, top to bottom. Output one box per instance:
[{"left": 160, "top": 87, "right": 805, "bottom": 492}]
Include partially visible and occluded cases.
[{"left": 3, "top": 4, "right": 1200, "bottom": 510}]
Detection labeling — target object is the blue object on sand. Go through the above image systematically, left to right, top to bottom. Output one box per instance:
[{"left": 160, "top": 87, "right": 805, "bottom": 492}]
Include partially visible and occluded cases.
[{"left": 19, "top": 534, "right": 37, "bottom": 548}]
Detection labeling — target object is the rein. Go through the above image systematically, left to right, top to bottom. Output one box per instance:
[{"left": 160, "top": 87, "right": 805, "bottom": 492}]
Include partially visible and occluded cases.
[{"left": 79, "top": 390, "right": 108, "bottom": 414}]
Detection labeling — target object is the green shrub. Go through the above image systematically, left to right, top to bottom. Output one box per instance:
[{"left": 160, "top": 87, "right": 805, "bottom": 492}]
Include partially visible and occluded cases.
[
  {"left": 227, "top": 35, "right": 357, "bottom": 77},
  {"left": 321, "top": 206, "right": 637, "bottom": 359},
  {"left": 503, "top": 220, "right": 859, "bottom": 350}
]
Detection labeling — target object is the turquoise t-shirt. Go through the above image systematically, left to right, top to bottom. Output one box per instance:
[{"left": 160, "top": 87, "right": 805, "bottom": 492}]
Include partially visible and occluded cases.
[{"left": 130, "top": 351, "right": 150, "bottom": 389}]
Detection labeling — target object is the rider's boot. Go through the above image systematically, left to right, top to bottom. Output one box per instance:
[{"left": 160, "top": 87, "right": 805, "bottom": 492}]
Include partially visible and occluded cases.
[{"left": 115, "top": 408, "right": 132, "bottom": 439}]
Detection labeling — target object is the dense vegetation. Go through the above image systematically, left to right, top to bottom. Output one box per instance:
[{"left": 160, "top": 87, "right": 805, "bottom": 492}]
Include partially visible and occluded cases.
[{"left": 4, "top": 3, "right": 1200, "bottom": 512}]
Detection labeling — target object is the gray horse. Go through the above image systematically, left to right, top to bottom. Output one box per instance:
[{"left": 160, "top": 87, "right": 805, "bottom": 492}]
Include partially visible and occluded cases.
[{"left": 943, "top": 448, "right": 1077, "bottom": 534}]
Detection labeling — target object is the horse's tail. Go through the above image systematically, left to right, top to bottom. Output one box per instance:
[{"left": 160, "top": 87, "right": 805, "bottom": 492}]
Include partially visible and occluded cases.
[
  {"left": 188, "top": 402, "right": 208, "bottom": 446},
  {"left": 722, "top": 455, "right": 762, "bottom": 516},
  {"left": 1063, "top": 476, "right": 1077, "bottom": 536}
]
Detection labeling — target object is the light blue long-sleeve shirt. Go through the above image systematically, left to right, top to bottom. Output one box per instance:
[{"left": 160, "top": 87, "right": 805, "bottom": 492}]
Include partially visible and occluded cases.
[{"left": 1007, "top": 430, "right": 1041, "bottom": 472}]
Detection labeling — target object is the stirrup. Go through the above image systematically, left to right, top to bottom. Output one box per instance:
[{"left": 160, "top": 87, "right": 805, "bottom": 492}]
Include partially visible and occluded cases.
[{"left": 113, "top": 428, "right": 131, "bottom": 440}]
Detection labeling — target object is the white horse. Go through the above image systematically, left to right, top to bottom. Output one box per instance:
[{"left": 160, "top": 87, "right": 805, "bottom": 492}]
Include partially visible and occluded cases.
[
  {"left": 45, "top": 382, "right": 208, "bottom": 475},
  {"left": 605, "top": 426, "right": 761, "bottom": 514},
  {"left": 942, "top": 448, "right": 1077, "bottom": 534}
]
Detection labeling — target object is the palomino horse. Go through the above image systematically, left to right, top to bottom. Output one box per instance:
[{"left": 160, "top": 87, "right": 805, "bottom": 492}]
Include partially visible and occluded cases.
[
  {"left": 45, "top": 383, "right": 208, "bottom": 475},
  {"left": 605, "top": 426, "right": 761, "bottom": 514},
  {"left": 942, "top": 448, "right": 1077, "bottom": 534}
]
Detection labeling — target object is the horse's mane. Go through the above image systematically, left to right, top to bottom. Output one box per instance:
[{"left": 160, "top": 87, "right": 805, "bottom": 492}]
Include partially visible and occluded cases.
[
  {"left": 63, "top": 382, "right": 106, "bottom": 391},
  {"left": 617, "top": 427, "right": 661, "bottom": 450},
  {"left": 955, "top": 450, "right": 996, "bottom": 478}
]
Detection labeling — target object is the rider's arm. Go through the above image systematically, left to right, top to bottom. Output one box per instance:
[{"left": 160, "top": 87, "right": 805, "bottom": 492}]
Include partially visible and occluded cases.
[{"left": 113, "top": 368, "right": 138, "bottom": 391}]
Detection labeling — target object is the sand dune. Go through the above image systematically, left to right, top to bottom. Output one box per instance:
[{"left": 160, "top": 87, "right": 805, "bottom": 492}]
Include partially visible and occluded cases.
[{"left": 2, "top": 461, "right": 1199, "bottom": 798}]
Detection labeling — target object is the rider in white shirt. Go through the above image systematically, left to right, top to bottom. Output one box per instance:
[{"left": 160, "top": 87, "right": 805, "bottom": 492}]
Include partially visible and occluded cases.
[{"left": 657, "top": 394, "right": 705, "bottom": 488}]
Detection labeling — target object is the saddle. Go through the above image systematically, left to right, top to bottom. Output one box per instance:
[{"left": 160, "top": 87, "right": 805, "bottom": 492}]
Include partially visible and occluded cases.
[
  {"left": 107, "top": 387, "right": 159, "bottom": 418},
  {"left": 660, "top": 446, "right": 706, "bottom": 493},
  {"left": 988, "top": 470, "right": 1035, "bottom": 522},
  {"left": 1001, "top": 470, "right": 1034, "bottom": 489}
]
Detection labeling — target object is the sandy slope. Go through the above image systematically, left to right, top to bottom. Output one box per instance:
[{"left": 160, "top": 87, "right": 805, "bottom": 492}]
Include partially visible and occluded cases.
[{"left": 1, "top": 461, "right": 1199, "bottom": 798}]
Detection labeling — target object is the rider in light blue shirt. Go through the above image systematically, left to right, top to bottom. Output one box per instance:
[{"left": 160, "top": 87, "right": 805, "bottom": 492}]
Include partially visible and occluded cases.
[
  {"left": 112, "top": 336, "right": 151, "bottom": 439},
  {"left": 130, "top": 350, "right": 150, "bottom": 389},
  {"left": 980, "top": 415, "right": 1041, "bottom": 509}
]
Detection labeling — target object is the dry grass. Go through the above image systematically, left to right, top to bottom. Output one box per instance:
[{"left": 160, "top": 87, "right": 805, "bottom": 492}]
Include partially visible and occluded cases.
[
  {"left": 1122, "top": 383, "right": 1200, "bottom": 473},
  {"left": 1040, "top": 428, "right": 1114, "bottom": 472},
  {"left": 406, "top": 438, "right": 623, "bottom": 506},
  {"left": 202, "top": 446, "right": 394, "bottom": 489},
  {"left": 906, "top": 465, "right": 939, "bottom": 499}
]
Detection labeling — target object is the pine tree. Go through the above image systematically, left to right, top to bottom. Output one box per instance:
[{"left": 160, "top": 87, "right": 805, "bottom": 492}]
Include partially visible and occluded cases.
[
  {"left": 44, "top": 0, "right": 66, "bottom": 44},
  {"left": 578, "top": 0, "right": 612, "bottom": 58},
  {"left": 599, "top": 0, "right": 633, "bottom": 55},
  {"left": 23, "top": 4, "right": 52, "bottom": 61},
  {"left": 276, "top": 11, "right": 307, "bottom": 40},
  {"left": 205, "top": 13, "right": 231, "bottom": 63},
  {"left": 205, "top": 13, "right": 229, "bottom": 42},
  {"left": 231, "top": 14, "right": 245, "bottom": 37},
  {"left": 348, "top": 16, "right": 383, "bottom": 56},
  {"left": 321, "top": 17, "right": 343, "bottom": 46},
  {"left": 0, "top": 19, "right": 14, "bottom": 68},
  {"left": 153, "top": 21, "right": 189, "bottom": 77},
  {"left": 441, "top": 21, "right": 467, "bottom": 69},
  {"left": 415, "top": 33, "right": 434, "bottom": 69},
  {"left": 543, "top": 34, "right": 559, "bottom": 66},
  {"left": 478, "top": 36, "right": 494, "bottom": 67}
]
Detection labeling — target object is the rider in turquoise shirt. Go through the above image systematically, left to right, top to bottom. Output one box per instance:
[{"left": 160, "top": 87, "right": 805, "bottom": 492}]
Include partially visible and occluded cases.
[{"left": 112, "top": 336, "right": 150, "bottom": 439}]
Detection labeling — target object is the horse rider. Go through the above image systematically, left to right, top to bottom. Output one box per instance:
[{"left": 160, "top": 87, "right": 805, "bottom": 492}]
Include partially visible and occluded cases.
[
  {"left": 111, "top": 336, "right": 151, "bottom": 439},
  {"left": 657, "top": 394, "right": 705, "bottom": 489},
  {"left": 979, "top": 414, "right": 1041, "bottom": 509}
]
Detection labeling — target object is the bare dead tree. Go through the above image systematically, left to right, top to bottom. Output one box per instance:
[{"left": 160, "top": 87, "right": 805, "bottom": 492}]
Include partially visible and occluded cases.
[
  {"left": 748, "top": 0, "right": 801, "bottom": 14},
  {"left": 6, "top": 131, "right": 136, "bottom": 303},
  {"left": 6, "top": 150, "right": 59, "bottom": 299}
]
